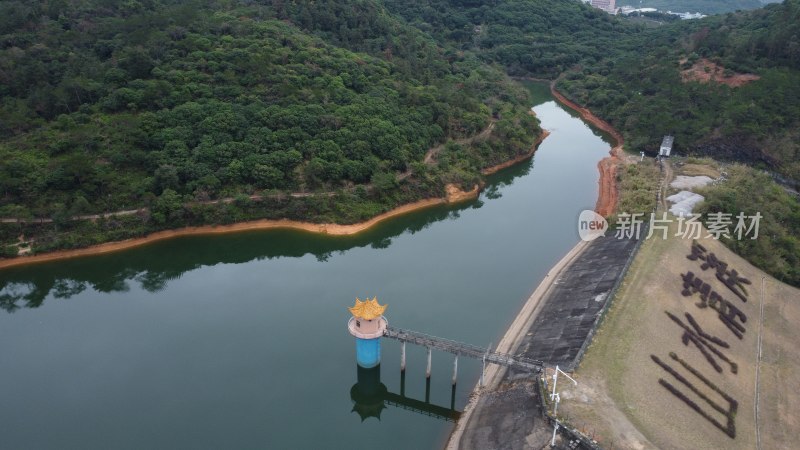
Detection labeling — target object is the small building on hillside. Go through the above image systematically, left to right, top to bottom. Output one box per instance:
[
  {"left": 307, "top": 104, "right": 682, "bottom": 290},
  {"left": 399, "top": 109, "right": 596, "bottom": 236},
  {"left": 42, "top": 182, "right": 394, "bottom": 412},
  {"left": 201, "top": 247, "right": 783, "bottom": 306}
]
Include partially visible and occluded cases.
[
  {"left": 590, "top": 0, "right": 616, "bottom": 14},
  {"left": 659, "top": 135, "right": 674, "bottom": 157}
]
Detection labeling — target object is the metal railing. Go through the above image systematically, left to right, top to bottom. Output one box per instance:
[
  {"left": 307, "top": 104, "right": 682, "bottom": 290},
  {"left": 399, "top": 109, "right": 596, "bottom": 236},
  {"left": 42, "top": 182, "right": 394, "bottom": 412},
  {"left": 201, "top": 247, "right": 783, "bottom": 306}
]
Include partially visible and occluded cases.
[{"left": 384, "top": 326, "right": 543, "bottom": 372}]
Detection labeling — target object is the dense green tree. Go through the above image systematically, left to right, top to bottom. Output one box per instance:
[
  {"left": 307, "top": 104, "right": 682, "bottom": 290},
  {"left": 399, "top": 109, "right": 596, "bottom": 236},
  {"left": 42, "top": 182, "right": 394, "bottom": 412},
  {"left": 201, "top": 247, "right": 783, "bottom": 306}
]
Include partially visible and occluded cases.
[{"left": 0, "top": 0, "right": 541, "bottom": 254}]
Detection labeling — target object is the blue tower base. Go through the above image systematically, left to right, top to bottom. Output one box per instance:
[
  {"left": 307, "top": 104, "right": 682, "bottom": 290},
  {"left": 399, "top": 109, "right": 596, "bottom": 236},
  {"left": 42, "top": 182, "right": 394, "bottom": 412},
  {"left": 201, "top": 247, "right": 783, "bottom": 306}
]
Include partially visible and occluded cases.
[{"left": 356, "top": 337, "right": 381, "bottom": 368}]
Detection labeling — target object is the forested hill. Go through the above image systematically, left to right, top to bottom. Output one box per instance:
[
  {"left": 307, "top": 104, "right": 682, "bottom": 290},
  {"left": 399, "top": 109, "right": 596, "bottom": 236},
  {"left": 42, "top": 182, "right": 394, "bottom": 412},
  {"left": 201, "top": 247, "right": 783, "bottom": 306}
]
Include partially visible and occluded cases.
[
  {"left": 0, "top": 0, "right": 538, "bottom": 244},
  {"left": 1, "top": 0, "right": 798, "bottom": 257},
  {"left": 383, "top": 0, "right": 641, "bottom": 78},
  {"left": 385, "top": 0, "right": 797, "bottom": 177},
  {"left": 557, "top": 0, "right": 800, "bottom": 179}
]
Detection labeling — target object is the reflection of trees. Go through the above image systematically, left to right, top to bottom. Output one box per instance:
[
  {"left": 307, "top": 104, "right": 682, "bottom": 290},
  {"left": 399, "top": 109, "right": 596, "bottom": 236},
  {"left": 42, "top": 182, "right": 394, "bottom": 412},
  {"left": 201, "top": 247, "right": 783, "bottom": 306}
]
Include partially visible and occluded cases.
[
  {"left": 0, "top": 160, "right": 538, "bottom": 312},
  {"left": 484, "top": 185, "right": 502, "bottom": 200},
  {"left": 0, "top": 196, "right": 489, "bottom": 310},
  {"left": 370, "top": 237, "right": 392, "bottom": 250},
  {"left": 308, "top": 251, "right": 328, "bottom": 263},
  {"left": 135, "top": 271, "right": 179, "bottom": 293},
  {"left": 0, "top": 278, "right": 57, "bottom": 311},
  {"left": 52, "top": 279, "right": 86, "bottom": 299},
  {"left": 1, "top": 281, "right": 55, "bottom": 312},
  {"left": 0, "top": 283, "right": 29, "bottom": 312},
  {"left": 0, "top": 295, "right": 20, "bottom": 312}
]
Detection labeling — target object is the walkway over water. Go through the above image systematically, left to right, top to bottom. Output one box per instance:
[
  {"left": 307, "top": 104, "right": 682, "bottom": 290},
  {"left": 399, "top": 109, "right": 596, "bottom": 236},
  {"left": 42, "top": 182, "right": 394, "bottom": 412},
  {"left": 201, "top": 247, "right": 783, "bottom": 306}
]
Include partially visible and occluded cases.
[{"left": 384, "top": 326, "right": 544, "bottom": 372}]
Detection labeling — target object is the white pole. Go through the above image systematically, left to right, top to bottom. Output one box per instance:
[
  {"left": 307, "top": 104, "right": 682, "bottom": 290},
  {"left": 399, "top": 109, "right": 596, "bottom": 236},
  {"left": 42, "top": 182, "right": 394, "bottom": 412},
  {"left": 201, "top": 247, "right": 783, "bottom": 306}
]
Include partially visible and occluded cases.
[
  {"left": 400, "top": 342, "right": 406, "bottom": 372},
  {"left": 480, "top": 343, "right": 491, "bottom": 388},
  {"left": 426, "top": 347, "right": 432, "bottom": 379},
  {"left": 452, "top": 355, "right": 458, "bottom": 385},
  {"left": 480, "top": 356, "right": 485, "bottom": 387},
  {"left": 552, "top": 365, "right": 578, "bottom": 401},
  {"left": 548, "top": 366, "right": 577, "bottom": 448},
  {"left": 550, "top": 393, "right": 561, "bottom": 447},
  {"left": 553, "top": 393, "right": 560, "bottom": 416}
]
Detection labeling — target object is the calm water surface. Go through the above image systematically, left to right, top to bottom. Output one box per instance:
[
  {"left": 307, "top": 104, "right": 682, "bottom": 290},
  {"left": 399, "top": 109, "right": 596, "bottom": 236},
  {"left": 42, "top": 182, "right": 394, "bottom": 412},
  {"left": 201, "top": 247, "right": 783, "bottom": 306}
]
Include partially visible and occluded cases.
[{"left": 0, "top": 83, "right": 613, "bottom": 449}]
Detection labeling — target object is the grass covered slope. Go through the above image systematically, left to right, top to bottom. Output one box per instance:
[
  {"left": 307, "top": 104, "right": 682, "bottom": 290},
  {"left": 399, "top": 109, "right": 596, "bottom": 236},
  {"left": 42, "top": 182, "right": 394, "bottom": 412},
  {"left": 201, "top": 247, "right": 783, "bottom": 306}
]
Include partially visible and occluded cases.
[
  {"left": 0, "top": 0, "right": 541, "bottom": 253},
  {"left": 560, "top": 220, "right": 800, "bottom": 449}
]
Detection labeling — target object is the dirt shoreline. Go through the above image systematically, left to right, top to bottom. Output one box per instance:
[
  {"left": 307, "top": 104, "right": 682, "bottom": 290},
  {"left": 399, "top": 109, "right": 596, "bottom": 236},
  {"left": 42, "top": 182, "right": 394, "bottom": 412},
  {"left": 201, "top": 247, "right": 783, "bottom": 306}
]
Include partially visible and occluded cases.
[
  {"left": 549, "top": 83, "right": 624, "bottom": 217},
  {"left": 0, "top": 85, "right": 624, "bottom": 271},
  {"left": 1, "top": 119, "right": 558, "bottom": 269},
  {"left": 0, "top": 184, "right": 482, "bottom": 269}
]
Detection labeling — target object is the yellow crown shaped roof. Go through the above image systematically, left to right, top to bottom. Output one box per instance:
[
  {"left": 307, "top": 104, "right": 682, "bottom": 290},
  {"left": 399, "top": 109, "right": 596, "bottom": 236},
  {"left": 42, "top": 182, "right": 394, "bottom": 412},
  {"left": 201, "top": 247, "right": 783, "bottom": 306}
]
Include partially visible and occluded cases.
[{"left": 348, "top": 297, "right": 387, "bottom": 320}]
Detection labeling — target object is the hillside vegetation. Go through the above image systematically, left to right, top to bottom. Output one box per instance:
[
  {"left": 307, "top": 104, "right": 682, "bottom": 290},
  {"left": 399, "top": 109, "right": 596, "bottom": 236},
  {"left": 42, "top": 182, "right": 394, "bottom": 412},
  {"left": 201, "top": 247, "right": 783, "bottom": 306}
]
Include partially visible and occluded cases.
[
  {"left": 0, "top": 0, "right": 539, "bottom": 252},
  {"left": 0, "top": 0, "right": 797, "bottom": 285},
  {"left": 380, "top": 0, "right": 800, "bottom": 286},
  {"left": 383, "top": 0, "right": 641, "bottom": 78},
  {"left": 384, "top": 0, "right": 799, "bottom": 179},
  {"left": 558, "top": 0, "right": 800, "bottom": 179},
  {"left": 696, "top": 164, "right": 800, "bottom": 286}
]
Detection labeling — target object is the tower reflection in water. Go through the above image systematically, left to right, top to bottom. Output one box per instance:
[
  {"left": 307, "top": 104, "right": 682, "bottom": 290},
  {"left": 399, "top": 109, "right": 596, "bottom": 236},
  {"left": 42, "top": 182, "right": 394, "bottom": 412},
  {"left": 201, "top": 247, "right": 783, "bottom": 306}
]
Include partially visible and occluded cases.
[{"left": 349, "top": 365, "right": 461, "bottom": 422}]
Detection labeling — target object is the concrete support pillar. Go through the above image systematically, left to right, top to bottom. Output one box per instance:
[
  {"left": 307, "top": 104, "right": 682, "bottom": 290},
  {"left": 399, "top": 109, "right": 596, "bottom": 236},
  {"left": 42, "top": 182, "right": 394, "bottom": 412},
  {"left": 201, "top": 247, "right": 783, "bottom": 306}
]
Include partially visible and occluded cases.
[
  {"left": 400, "top": 342, "right": 406, "bottom": 372},
  {"left": 425, "top": 347, "right": 432, "bottom": 379},
  {"left": 452, "top": 355, "right": 458, "bottom": 386},
  {"left": 480, "top": 356, "right": 486, "bottom": 387},
  {"left": 400, "top": 370, "right": 406, "bottom": 397},
  {"left": 450, "top": 384, "right": 457, "bottom": 411}
]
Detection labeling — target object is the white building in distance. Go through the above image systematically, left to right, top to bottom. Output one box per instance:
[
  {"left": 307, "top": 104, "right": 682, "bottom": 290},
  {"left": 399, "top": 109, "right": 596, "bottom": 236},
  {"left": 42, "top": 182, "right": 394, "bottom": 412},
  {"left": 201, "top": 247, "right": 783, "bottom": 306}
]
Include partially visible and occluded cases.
[{"left": 589, "top": 0, "right": 617, "bottom": 14}]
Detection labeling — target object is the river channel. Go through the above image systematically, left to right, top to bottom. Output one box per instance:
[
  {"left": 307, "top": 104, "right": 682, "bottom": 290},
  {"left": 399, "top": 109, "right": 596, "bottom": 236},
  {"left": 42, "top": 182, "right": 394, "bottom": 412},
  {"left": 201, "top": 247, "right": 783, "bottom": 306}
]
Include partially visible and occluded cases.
[{"left": 0, "top": 83, "right": 613, "bottom": 449}]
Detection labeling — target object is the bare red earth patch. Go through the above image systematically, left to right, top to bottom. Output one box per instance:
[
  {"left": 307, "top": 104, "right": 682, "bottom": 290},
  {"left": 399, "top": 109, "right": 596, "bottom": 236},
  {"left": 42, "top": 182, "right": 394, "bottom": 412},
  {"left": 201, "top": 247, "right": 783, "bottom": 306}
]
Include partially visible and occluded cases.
[{"left": 680, "top": 58, "right": 760, "bottom": 88}]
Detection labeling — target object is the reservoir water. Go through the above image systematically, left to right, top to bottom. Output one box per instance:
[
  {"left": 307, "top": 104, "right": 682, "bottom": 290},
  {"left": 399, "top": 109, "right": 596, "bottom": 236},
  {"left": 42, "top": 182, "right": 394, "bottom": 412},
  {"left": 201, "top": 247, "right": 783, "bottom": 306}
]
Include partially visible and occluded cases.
[{"left": 0, "top": 83, "right": 614, "bottom": 449}]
